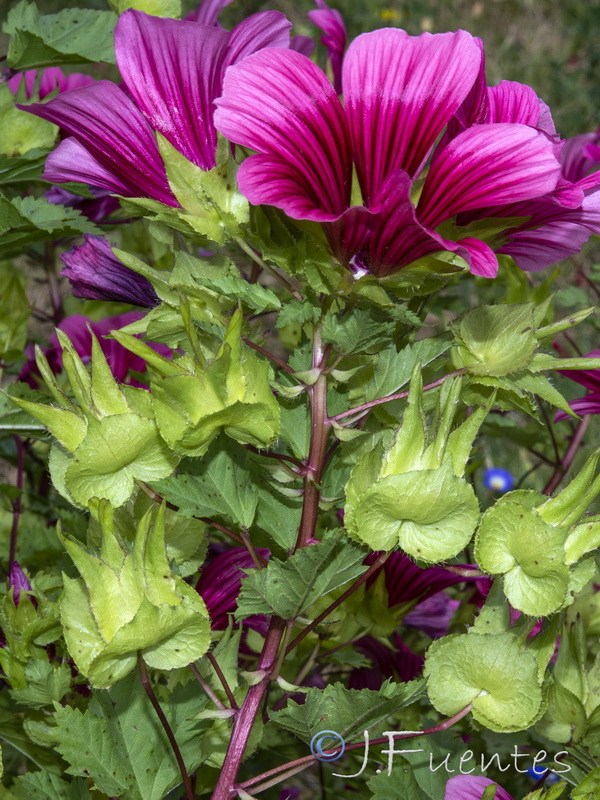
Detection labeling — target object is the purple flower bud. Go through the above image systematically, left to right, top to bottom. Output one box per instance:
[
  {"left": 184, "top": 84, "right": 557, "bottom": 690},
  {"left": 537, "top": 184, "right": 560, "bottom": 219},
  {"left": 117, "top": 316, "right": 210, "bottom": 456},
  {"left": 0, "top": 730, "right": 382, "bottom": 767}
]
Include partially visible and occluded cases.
[
  {"left": 61, "top": 234, "right": 159, "bottom": 308},
  {"left": 9, "top": 561, "right": 36, "bottom": 608}
]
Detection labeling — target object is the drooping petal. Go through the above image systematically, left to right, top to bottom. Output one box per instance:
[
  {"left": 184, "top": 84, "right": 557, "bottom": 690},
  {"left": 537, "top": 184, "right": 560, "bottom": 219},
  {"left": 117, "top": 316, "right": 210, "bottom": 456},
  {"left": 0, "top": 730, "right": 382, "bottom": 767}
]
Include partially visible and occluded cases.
[
  {"left": 192, "top": 0, "right": 234, "bottom": 26},
  {"left": 308, "top": 0, "right": 346, "bottom": 94},
  {"left": 116, "top": 10, "right": 230, "bottom": 171},
  {"left": 342, "top": 29, "right": 482, "bottom": 202},
  {"left": 215, "top": 48, "right": 351, "bottom": 219},
  {"left": 23, "top": 81, "right": 177, "bottom": 205},
  {"left": 418, "top": 123, "right": 561, "bottom": 228},
  {"left": 499, "top": 220, "right": 595, "bottom": 271},
  {"left": 61, "top": 234, "right": 159, "bottom": 308},
  {"left": 456, "top": 237, "right": 499, "bottom": 277},
  {"left": 555, "top": 394, "right": 600, "bottom": 421},
  {"left": 444, "top": 775, "right": 513, "bottom": 800}
]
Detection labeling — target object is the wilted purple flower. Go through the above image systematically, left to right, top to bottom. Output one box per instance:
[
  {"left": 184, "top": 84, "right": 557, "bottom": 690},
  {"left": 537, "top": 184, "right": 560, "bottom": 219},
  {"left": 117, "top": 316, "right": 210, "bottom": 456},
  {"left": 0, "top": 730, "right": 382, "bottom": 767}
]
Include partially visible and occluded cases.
[
  {"left": 308, "top": 0, "right": 346, "bottom": 93},
  {"left": 22, "top": 9, "right": 291, "bottom": 206},
  {"left": 215, "top": 29, "right": 564, "bottom": 279},
  {"left": 8, "top": 67, "right": 94, "bottom": 100},
  {"left": 61, "top": 234, "right": 159, "bottom": 308},
  {"left": 20, "top": 312, "right": 171, "bottom": 388},
  {"left": 555, "top": 350, "right": 600, "bottom": 420},
  {"left": 365, "top": 550, "right": 468, "bottom": 607},
  {"left": 9, "top": 561, "right": 36, "bottom": 608},
  {"left": 403, "top": 591, "right": 460, "bottom": 639},
  {"left": 349, "top": 633, "right": 424, "bottom": 690},
  {"left": 445, "top": 775, "right": 512, "bottom": 800}
]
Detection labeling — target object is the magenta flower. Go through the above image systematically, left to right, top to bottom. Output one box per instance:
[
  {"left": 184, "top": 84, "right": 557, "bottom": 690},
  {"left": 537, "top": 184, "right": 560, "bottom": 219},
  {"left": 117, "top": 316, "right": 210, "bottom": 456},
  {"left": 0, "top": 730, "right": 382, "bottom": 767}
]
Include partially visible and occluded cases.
[
  {"left": 191, "top": 0, "right": 234, "bottom": 26},
  {"left": 308, "top": 0, "right": 346, "bottom": 93},
  {"left": 22, "top": 9, "right": 291, "bottom": 206},
  {"left": 215, "top": 29, "right": 563, "bottom": 279},
  {"left": 8, "top": 67, "right": 94, "bottom": 100},
  {"left": 561, "top": 126, "right": 600, "bottom": 183},
  {"left": 44, "top": 186, "right": 120, "bottom": 223},
  {"left": 61, "top": 234, "right": 159, "bottom": 308},
  {"left": 20, "top": 312, "right": 171, "bottom": 388},
  {"left": 555, "top": 350, "right": 600, "bottom": 420},
  {"left": 365, "top": 550, "right": 468, "bottom": 607},
  {"left": 8, "top": 562, "right": 36, "bottom": 608},
  {"left": 403, "top": 591, "right": 460, "bottom": 639},
  {"left": 349, "top": 633, "right": 424, "bottom": 690},
  {"left": 445, "top": 775, "right": 512, "bottom": 800}
]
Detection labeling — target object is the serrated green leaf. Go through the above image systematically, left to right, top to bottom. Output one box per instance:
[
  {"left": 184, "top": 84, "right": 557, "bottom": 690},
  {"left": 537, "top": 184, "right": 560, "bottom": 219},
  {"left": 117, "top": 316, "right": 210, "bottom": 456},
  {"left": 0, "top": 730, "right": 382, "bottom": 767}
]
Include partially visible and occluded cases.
[
  {"left": 5, "top": 1, "right": 117, "bottom": 69},
  {"left": 276, "top": 299, "right": 321, "bottom": 329},
  {"left": 322, "top": 308, "right": 397, "bottom": 355},
  {"left": 364, "top": 337, "right": 451, "bottom": 402},
  {"left": 153, "top": 439, "right": 257, "bottom": 528},
  {"left": 236, "top": 537, "right": 367, "bottom": 620},
  {"left": 424, "top": 632, "right": 543, "bottom": 732},
  {"left": 9, "top": 658, "right": 71, "bottom": 709},
  {"left": 53, "top": 674, "right": 209, "bottom": 800},
  {"left": 269, "top": 679, "right": 425, "bottom": 744},
  {"left": 367, "top": 760, "right": 428, "bottom": 799},
  {"left": 8, "top": 771, "right": 92, "bottom": 800}
]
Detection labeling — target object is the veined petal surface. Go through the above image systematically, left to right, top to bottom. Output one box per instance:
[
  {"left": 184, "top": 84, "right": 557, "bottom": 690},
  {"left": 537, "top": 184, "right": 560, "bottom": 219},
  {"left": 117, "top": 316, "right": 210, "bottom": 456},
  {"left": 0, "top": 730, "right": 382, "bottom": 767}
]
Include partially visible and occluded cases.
[
  {"left": 342, "top": 28, "right": 482, "bottom": 202},
  {"left": 215, "top": 48, "right": 351, "bottom": 219},
  {"left": 418, "top": 123, "right": 561, "bottom": 227}
]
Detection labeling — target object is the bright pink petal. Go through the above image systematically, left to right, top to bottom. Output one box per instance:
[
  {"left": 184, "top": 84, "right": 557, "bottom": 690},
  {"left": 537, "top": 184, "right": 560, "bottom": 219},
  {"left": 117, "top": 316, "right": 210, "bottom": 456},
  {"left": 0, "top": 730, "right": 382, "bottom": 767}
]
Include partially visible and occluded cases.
[
  {"left": 308, "top": 0, "right": 346, "bottom": 93},
  {"left": 116, "top": 11, "right": 229, "bottom": 171},
  {"left": 342, "top": 29, "right": 482, "bottom": 202},
  {"left": 215, "top": 48, "right": 351, "bottom": 219},
  {"left": 63, "top": 73, "right": 96, "bottom": 92},
  {"left": 22, "top": 81, "right": 176, "bottom": 206},
  {"left": 418, "top": 123, "right": 561, "bottom": 227},
  {"left": 562, "top": 132, "right": 600, "bottom": 182},
  {"left": 43, "top": 137, "right": 131, "bottom": 196},
  {"left": 500, "top": 221, "right": 598, "bottom": 271},
  {"left": 556, "top": 394, "right": 600, "bottom": 421},
  {"left": 444, "top": 775, "right": 513, "bottom": 800}
]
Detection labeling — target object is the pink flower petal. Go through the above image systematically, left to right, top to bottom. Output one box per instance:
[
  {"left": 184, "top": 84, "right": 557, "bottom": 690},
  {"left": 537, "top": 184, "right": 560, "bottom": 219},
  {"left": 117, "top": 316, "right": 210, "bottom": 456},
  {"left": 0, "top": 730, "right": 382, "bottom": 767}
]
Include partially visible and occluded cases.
[
  {"left": 192, "top": 0, "right": 234, "bottom": 26},
  {"left": 116, "top": 11, "right": 230, "bottom": 171},
  {"left": 223, "top": 11, "right": 291, "bottom": 71},
  {"left": 342, "top": 29, "right": 482, "bottom": 202},
  {"left": 215, "top": 47, "right": 351, "bottom": 219},
  {"left": 486, "top": 80, "right": 544, "bottom": 126},
  {"left": 418, "top": 123, "right": 561, "bottom": 227},
  {"left": 43, "top": 137, "right": 130, "bottom": 197},
  {"left": 457, "top": 237, "right": 499, "bottom": 277},
  {"left": 445, "top": 775, "right": 513, "bottom": 800}
]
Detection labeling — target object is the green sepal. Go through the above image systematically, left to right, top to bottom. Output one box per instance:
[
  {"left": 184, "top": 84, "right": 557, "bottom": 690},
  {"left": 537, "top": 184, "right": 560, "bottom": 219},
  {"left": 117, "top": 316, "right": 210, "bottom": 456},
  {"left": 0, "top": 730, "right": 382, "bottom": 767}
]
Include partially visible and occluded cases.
[
  {"left": 7, "top": 396, "right": 87, "bottom": 452},
  {"left": 538, "top": 448, "right": 600, "bottom": 528},
  {"left": 59, "top": 505, "right": 211, "bottom": 688},
  {"left": 424, "top": 632, "right": 543, "bottom": 732}
]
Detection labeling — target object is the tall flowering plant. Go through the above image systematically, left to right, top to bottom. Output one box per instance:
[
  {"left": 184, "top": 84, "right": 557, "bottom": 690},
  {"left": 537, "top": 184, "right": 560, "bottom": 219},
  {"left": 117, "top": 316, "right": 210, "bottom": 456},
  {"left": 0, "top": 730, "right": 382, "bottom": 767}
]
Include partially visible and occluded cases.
[{"left": 1, "top": 1, "right": 600, "bottom": 799}]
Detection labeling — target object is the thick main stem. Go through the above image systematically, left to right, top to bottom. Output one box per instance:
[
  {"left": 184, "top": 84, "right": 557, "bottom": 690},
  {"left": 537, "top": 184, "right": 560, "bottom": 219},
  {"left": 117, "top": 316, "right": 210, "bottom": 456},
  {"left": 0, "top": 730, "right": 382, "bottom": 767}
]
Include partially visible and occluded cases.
[{"left": 211, "top": 324, "right": 330, "bottom": 800}]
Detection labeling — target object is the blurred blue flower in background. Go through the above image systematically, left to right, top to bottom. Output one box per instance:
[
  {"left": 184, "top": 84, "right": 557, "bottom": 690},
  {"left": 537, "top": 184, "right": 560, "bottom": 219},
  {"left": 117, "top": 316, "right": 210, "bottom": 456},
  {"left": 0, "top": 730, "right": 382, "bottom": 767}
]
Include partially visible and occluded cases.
[{"left": 484, "top": 467, "right": 514, "bottom": 493}]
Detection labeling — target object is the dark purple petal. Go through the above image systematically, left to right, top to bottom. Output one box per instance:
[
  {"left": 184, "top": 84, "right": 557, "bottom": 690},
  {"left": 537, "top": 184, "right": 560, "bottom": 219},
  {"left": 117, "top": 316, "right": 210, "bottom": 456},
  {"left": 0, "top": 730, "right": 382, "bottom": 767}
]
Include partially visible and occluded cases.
[
  {"left": 308, "top": 0, "right": 346, "bottom": 94},
  {"left": 223, "top": 11, "right": 291, "bottom": 72},
  {"left": 343, "top": 29, "right": 482, "bottom": 202},
  {"left": 290, "top": 34, "right": 315, "bottom": 57},
  {"left": 215, "top": 47, "right": 352, "bottom": 220},
  {"left": 22, "top": 81, "right": 177, "bottom": 206},
  {"left": 418, "top": 124, "right": 561, "bottom": 228},
  {"left": 44, "top": 185, "right": 120, "bottom": 223},
  {"left": 60, "top": 234, "right": 159, "bottom": 308},
  {"left": 555, "top": 394, "right": 600, "bottom": 422},
  {"left": 365, "top": 550, "right": 467, "bottom": 607},
  {"left": 9, "top": 562, "right": 35, "bottom": 608},
  {"left": 349, "top": 633, "right": 424, "bottom": 689},
  {"left": 444, "top": 775, "right": 513, "bottom": 800}
]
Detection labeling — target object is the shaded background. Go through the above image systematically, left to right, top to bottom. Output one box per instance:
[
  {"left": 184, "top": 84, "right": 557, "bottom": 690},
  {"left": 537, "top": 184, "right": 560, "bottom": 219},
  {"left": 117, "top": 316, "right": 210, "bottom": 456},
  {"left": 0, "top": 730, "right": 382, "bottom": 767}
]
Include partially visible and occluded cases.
[{"left": 2, "top": 0, "right": 600, "bottom": 138}]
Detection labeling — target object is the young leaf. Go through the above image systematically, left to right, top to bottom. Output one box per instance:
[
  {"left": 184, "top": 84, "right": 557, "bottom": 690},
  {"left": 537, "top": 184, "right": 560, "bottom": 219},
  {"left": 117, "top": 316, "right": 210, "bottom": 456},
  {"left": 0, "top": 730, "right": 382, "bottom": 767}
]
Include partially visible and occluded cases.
[{"left": 236, "top": 537, "right": 367, "bottom": 620}]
